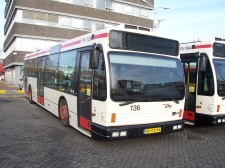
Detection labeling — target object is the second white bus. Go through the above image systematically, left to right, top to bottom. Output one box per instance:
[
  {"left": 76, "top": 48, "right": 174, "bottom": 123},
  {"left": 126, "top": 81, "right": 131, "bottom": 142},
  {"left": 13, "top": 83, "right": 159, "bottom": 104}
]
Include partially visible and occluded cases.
[{"left": 180, "top": 37, "right": 225, "bottom": 125}]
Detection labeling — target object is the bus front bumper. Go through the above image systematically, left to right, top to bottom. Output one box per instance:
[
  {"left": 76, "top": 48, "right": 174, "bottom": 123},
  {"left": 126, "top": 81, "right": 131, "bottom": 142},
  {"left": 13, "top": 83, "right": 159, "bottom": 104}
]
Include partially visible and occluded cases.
[
  {"left": 195, "top": 113, "right": 225, "bottom": 126},
  {"left": 91, "top": 120, "right": 184, "bottom": 140}
]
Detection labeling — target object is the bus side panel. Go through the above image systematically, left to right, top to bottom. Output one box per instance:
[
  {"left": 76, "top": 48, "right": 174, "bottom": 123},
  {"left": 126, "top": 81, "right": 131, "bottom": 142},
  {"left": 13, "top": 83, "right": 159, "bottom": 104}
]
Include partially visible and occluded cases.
[
  {"left": 27, "top": 77, "right": 38, "bottom": 103},
  {"left": 44, "top": 87, "right": 79, "bottom": 126},
  {"left": 44, "top": 87, "right": 61, "bottom": 117},
  {"left": 196, "top": 95, "right": 218, "bottom": 115},
  {"left": 91, "top": 100, "right": 107, "bottom": 126}
]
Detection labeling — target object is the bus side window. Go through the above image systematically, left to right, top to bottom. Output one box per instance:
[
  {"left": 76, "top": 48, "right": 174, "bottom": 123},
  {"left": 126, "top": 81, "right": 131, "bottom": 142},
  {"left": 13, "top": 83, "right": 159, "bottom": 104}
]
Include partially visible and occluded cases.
[
  {"left": 58, "top": 49, "right": 77, "bottom": 94},
  {"left": 93, "top": 50, "right": 106, "bottom": 100}
]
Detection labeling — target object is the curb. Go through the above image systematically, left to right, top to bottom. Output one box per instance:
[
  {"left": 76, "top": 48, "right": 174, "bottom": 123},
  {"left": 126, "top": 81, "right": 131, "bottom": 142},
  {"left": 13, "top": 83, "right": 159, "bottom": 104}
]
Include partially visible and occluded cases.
[
  {"left": 0, "top": 90, "right": 24, "bottom": 94},
  {"left": 0, "top": 90, "right": 7, "bottom": 94}
]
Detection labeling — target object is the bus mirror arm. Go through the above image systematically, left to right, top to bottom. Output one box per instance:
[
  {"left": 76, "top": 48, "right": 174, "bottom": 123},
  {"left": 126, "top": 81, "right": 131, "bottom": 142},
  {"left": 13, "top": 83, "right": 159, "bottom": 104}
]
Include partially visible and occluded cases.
[{"left": 90, "top": 43, "right": 100, "bottom": 69}]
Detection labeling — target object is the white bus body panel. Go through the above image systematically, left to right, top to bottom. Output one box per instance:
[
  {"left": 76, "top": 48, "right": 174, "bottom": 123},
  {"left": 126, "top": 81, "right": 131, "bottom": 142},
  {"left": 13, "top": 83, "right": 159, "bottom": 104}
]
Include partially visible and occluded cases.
[
  {"left": 27, "top": 77, "right": 37, "bottom": 102},
  {"left": 92, "top": 99, "right": 185, "bottom": 126}
]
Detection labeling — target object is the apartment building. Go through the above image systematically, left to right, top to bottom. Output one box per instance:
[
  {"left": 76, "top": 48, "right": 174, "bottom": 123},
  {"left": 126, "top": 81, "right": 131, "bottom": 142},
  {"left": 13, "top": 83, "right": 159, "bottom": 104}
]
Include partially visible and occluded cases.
[{"left": 3, "top": 0, "right": 154, "bottom": 86}]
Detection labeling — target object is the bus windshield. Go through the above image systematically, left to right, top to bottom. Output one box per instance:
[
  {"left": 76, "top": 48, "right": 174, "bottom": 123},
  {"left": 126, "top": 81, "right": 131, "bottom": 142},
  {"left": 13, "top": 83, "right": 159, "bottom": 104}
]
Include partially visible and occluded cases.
[
  {"left": 109, "top": 52, "right": 185, "bottom": 102},
  {"left": 213, "top": 59, "right": 225, "bottom": 96}
]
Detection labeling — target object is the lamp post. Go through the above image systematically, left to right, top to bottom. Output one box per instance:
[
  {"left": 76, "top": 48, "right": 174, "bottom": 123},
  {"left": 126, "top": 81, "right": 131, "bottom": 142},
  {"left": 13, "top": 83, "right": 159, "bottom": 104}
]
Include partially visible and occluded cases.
[{"left": 141, "top": 0, "right": 169, "bottom": 32}]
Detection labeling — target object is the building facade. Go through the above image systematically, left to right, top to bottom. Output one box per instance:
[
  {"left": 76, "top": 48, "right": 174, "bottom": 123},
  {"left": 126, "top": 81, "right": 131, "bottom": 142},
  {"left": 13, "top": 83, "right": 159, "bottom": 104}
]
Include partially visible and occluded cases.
[{"left": 3, "top": 0, "right": 154, "bottom": 86}]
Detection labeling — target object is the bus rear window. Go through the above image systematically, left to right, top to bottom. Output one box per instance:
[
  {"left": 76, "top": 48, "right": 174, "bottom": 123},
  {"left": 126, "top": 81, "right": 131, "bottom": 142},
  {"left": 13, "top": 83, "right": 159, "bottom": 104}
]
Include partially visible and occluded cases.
[{"left": 109, "top": 30, "right": 179, "bottom": 56}]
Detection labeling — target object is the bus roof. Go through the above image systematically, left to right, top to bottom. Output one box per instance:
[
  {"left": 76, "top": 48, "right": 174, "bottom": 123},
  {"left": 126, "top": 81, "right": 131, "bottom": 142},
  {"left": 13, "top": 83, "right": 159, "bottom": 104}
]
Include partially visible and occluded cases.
[
  {"left": 24, "top": 23, "right": 180, "bottom": 60},
  {"left": 24, "top": 24, "right": 155, "bottom": 60},
  {"left": 180, "top": 37, "right": 225, "bottom": 53}
]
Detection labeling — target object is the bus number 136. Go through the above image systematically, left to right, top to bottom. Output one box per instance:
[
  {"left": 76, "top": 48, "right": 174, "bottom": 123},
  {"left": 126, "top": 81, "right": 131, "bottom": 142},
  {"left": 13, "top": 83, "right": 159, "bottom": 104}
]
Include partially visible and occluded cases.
[{"left": 131, "top": 105, "right": 140, "bottom": 111}]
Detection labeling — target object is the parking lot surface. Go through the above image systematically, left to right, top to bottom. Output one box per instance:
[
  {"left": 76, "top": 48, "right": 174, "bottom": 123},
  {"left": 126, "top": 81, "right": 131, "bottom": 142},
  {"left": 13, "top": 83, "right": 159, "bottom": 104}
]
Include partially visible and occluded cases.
[{"left": 0, "top": 97, "right": 225, "bottom": 168}]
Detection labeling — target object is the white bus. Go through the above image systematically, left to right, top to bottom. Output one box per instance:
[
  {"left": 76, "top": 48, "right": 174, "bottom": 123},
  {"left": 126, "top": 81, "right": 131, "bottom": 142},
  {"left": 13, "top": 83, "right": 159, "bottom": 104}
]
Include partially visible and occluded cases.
[
  {"left": 23, "top": 24, "right": 185, "bottom": 140},
  {"left": 180, "top": 37, "right": 225, "bottom": 125}
]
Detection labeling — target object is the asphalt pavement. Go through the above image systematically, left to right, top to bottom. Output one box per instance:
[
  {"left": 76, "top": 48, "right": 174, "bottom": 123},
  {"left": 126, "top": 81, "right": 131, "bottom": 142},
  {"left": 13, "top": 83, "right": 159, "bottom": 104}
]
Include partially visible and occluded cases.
[{"left": 0, "top": 96, "right": 225, "bottom": 167}]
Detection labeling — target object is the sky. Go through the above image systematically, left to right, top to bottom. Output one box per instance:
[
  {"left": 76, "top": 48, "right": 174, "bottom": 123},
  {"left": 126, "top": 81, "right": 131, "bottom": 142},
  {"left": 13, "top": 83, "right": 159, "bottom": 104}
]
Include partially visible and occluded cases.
[
  {"left": 0, "top": 0, "right": 225, "bottom": 58},
  {"left": 154, "top": 0, "right": 225, "bottom": 43}
]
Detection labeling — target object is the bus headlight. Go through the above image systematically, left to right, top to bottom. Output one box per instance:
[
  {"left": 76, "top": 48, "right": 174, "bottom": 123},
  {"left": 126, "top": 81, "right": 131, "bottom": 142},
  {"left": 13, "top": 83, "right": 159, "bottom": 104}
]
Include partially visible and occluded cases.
[
  {"left": 218, "top": 119, "right": 222, "bottom": 123},
  {"left": 173, "top": 124, "right": 182, "bottom": 130},
  {"left": 178, "top": 124, "right": 182, "bottom": 129},
  {"left": 173, "top": 125, "right": 178, "bottom": 130},
  {"left": 112, "top": 131, "right": 127, "bottom": 137},
  {"left": 120, "top": 131, "right": 127, "bottom": 137},
  {"left": 112, "top": 132, "right": 119, "bottom": 137}
]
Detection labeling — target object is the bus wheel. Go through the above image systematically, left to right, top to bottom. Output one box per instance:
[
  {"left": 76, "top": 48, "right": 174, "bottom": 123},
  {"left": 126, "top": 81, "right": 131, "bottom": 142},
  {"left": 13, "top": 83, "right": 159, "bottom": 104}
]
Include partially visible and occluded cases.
[
  {"left": 28, "top": 86, "right": 34, "bottom": 104},
  {"left": 59, "top": 98, "right": 69, "bottom": 127}
]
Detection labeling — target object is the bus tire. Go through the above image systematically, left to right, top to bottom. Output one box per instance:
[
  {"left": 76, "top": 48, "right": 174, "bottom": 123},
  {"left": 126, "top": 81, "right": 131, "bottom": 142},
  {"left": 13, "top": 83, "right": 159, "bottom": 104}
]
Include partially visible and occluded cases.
[
  {"left": 28, "top": 86, "right": 34, "bottom": 104},
  {"left": 59, "top": 98, "right": 69, "bottom": 127}
]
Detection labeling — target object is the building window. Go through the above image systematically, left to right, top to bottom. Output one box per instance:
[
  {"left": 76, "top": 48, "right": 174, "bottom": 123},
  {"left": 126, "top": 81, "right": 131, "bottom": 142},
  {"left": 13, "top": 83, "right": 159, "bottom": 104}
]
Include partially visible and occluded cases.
[
  {"left": 74, "top": 0, "right": 83, "bottom": 5},
  {"left": 84, "top": 0, "right": 93, "bottom": 7},
  {"left": 96, "top": 0, "right": 105, "bottom": 10},
  {"left": 105, "top": 0, "right": 113, "bottom": 10},
  {"left": 114, "top": 2, "right": 122, "bottom": 13},
  {"left": 124, "top": 5, "right": 133, "bottom": 15},
  {"left": 133, "top": 7, "right": 141, "bottom": 17},
  {"left": 141, "top": 8, "right": 149, "bottom": 17},
  {"left": 23, "top": 10, "right": 35, "bottom": 23},
  {"left": 23, "top": 10, "right": 35, "bottom": 19},
  {"left": 34, "top": 12, "right": 47, "bottom": 25},
  {"left": 35, "top": 12, "right": 47, "bottom": 21},
  {"left": 47, "top": 14, "right": 58, "bottom": 26},
  {"left": 61, "top": 17, "right": 72, "bottom": 27},
  {"left": 72, "top": 18, "right": 83, "bottom": 29},
  {"left": 83, "top": 19, "right": 92, "bottom": 30},
  {"left": 95, "top": 22, "right": 104, "bottom": 30}
]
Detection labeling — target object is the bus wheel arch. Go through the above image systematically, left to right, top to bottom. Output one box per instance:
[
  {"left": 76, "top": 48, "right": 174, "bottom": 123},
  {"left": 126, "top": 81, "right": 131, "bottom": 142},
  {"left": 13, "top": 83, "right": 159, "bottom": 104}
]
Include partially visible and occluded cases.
[
  {"left": 28, "top": 85, "right": 34, "bottom": 104},
  {"left": 58, "top": 97, "right": 69, "bottom": 127}
]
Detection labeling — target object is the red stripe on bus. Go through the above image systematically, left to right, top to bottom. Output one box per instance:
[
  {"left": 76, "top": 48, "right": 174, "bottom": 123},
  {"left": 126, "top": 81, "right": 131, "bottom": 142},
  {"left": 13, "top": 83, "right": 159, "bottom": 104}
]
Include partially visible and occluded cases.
[
  {"left": 93, "top": 33, "right": 109, "bottom": 39},
  {"left": 61, "top": 40, "right": 82, "bottom": 49},
  {"left": 195, "top": 44, "right": 212, "bottom": 49},
  {"left": 26, "top": 50, "right": 50, "bottom": 59},
  {"left": 38, "top": 96, "right": 45, "bottom": 105},
  {"left": 183, "top": 110, "right": 195, "bottom": 121},
  {"left": 79, "top": 116, "right": 92, "bottom": 131}
]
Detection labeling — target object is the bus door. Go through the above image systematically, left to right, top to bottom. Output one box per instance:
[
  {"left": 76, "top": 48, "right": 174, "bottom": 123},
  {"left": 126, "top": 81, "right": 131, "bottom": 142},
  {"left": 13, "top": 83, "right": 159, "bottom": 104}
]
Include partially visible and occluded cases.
[
  {"left": 78, "top": 51, "right": 92, "bottom": 131},
  {"left": 181, "top": 55, "right": 198, "bottom": 123},
  {"left": 37, "top": 57, "right": 45, "bottom": 105}
]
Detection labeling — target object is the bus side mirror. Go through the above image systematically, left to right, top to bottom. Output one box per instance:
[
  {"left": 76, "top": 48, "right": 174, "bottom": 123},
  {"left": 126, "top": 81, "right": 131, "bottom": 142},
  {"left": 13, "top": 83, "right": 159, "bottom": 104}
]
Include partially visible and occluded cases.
[
  {"left": 89, "top": 43, "right": 100, "bottom": 69},
  {"left": 199, "top": 54, "right": 207, "bottom": 71}
]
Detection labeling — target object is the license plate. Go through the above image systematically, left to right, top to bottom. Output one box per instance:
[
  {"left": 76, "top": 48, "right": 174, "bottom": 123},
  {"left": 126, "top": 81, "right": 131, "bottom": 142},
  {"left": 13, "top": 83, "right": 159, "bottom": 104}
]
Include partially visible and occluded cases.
[{"left": 144, "top": 127, "right": 161, "bottom": 134}]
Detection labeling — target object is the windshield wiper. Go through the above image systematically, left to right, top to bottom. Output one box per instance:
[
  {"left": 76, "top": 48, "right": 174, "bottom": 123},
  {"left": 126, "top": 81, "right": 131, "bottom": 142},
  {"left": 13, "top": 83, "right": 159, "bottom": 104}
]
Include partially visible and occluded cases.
[
  {"left": 119, "top": 98, "right": 152, "bottom": 106},
  {"left": 171, "top": 98, "right": 179, "bottom": 104},
  {"left": 119, "top": 101, "right": 136, "bottom": 106}
]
